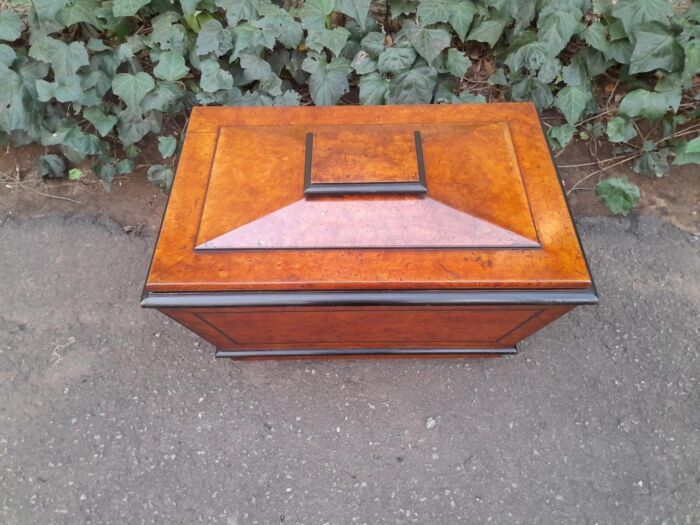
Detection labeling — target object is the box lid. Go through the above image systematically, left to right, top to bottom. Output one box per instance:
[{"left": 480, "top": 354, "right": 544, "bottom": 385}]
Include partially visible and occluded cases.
[{"left": 145, "top": 103, "right": 593, "bottom": 293}]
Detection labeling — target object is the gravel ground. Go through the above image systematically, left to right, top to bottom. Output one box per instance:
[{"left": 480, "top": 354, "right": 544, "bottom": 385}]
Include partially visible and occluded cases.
[{"left": 0, "top": 214, "right": 698, "bottom": 525}]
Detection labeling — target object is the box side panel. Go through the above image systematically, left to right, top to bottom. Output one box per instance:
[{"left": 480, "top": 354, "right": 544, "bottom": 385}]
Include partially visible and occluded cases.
[
  {"left": 159, "top": 305, "right": 569, "bottom": 352},
  {"left": 496, "top": 305, "right": 573, "bottom": 346},
  {"left": 160, "top": 309, "right": 232, "bottom": 348}
]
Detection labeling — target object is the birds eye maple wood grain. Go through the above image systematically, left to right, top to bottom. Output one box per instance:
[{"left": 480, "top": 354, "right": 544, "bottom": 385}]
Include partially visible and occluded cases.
[{"left": 142, "top": 103, "right": 596, "bottom": 360}]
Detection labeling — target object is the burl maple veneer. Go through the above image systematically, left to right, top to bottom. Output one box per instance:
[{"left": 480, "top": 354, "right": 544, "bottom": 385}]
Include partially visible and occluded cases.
[{"left": 142, "top": 103, "right": 597, "bottom": 360}]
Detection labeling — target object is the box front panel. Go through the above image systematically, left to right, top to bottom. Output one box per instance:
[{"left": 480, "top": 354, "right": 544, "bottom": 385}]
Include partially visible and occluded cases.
[{"left": 161, "top": 305, "right": 573, "bottom": 353}]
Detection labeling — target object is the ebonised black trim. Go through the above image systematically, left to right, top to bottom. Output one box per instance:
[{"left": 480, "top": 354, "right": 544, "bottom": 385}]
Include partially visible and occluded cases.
[
  {"left": 303, "top": 131, "right": 428, "bottom": 196},
  {"left": 141, "top": 288, "right": 599, "bottom": 308},
  {"left": 215, "top": 347, "right": 517, "bottom": 358}
]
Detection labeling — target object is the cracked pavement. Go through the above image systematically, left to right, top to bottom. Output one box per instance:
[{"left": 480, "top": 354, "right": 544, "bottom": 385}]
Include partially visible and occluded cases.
[{"left": 0, "top": 214, "right": 698, "bottom": 524}]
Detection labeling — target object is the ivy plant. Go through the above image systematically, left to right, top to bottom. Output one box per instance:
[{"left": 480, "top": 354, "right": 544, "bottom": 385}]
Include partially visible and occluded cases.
[{"left": 0, "top": 0, "right": 697, "bottom": 211}]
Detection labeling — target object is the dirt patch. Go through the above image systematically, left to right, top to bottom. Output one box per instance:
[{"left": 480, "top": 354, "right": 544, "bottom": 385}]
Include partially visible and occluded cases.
[
  {"left": 1, "top": 140, "right": 698, "bottom": 235},
  {"left": 557, "top": 140, "right": 699, "bottom": 234},
  {"left": 0, "top": 144, "right": 167, "bottom": 234}
]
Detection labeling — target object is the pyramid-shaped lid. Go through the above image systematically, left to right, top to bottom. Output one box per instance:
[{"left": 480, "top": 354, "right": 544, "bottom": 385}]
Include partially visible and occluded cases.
[{"left": 145, "top": 104, "right": 593, "bottom": 293}]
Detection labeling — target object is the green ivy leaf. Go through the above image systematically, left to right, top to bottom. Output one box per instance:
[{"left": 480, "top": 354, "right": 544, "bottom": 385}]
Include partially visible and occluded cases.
[
  {"left": 34, "top": 0, "right": 68, "bottom": 21},
  {"left": 60, "top": 0, "right": 102, "bottom": 28},
  {"left": 112, "top": 0, "right": 149, "bottom": 17},
  {"left": 179, "top": 0, "right": 199, "bottom": 15},
  {"left": 216, "top": 0, "right": 256, "bottom": 26},
  {"left": 298, "top": 0, "right": 335, "bottom": 30},
  {"left": 336, "top": 0, "right": 370, "bottom": 29},
  {"left": 389, "top": 0, "right": 417, "bottom": 19},
  {"left": 416, "top": 0, "right": 450, "bottom": 25},
  {"left": 448, "top": 0, "right": 476, "bottom": 42},
  {"left": 489, "top": 0, "right": 519, "bottom": 18},
  {"left": 611, "top": 0, "right": 671, "bottom": 35},
  {"left": 255, "top": 7, "right": 303, "bottom": 48},
  {"left": 537, "top": 9, "right": 580, "bottom": 57},
  {"left": 0, "top": 10, "right": 22, "bottom": 42},
  {"left": 151, "top": 12, "right": 187, "bottom": 51},
  {"left": 467, "top": 14, "right": 506, "bottom": 47},
  {"left": 196, "top": 19, "right": 233, "bottom": 57},
  {"left": 608, "top": 19, "right": 627, "bottom": 41},
  {"left": 402, "top": 20, "right": 451, "bottom": 65},
  {"left": 231, "top": 22, "right": 276, "bottom": 60},
  {"left": 581, "top": 22, "right": 608, "bottom": 54},
  {"left": 629, "top": 24, "right": 683, "bottom": 74},
  {"left": 306, "top": 27, "right": 351, "bottom": 57},
  {"left": 361, "top": 32, "right": 386, "bottom": 58},
  {"left": 29, "top": 37, "right": 89, "bottom": 78},
  {"left": 85, "top": 38, "right": 112, "bottom": 53},
  {"left": 601, "top": 39, "right": 631, "bottom": 65},
  {"left": 681, "top": 40, "right": 700, "bottom": 88},
  {"left": 506, "top": 42, "right": 560, "bottom": 83},
  {"left": 0, "top": 43, "right": 15, "bottom": 66},
  {"left": 377, "top": 46, "right": 417, "bottom": 74},
  {"left": 445, "top": 48, "right": 470, "bottom": 78},
  {"left": 580, "top": 48, "right": 611, "bottom": 76},
  {"left": 351, "top": 50, "right": 377, "bottom": 74},
  {"left": 154, "top": 51, "right": 189, "bottom": 81},
  {"left": 240, "top": 53, "right": 272, "bottom": 80},
  {"left": 562, "top": 54, "right": 588, "bottom": 86},
  {"left": 302, "top": 55, "right": 350, "bottom": 106},
  {"left": 199, "top": 59, "right": 233, "bottom": 92},
  {"left": 387, "top": 65, "right": 437, "bottom": 104},
  {"left": 488, "top": 68, "right": 507, "bottom": 85},
  {"left": 112, "top": 72, "right": 155, "bottom": 109},
  {"left": 359, "top": 72, "right": 389, "bottom": 105},
  {"left": 259, "top": 73, "right": 283, "bottom": 96},
  {"left": 36, "top": 75, "right": 83, "bottom": 103},
  {"left": 510, "top": 76, "right": 553, "bottom": 110},
  {"left": 142, "top": 81, "right": 184, "bottom": 112},
  {"left": 436, "top": 84, "right": 486, "bottom": 104},
  {"left": 554, "top": 85, "right": 592, "bottom": 125},
  {"left": 618, "top": 89, "right": 677, "bottom": 120},
  {"left": 273, "top": 90, "right": 301, "bottom": 106},
  {"left": 455, "top": 91, "right": 485, "bottom": 103},
  {"left": 84, "top": 106, "right": 118, "bottom": 137},
  {"left": 117, "top": 108, "right": 158, "bottom": 146},
  {"left": 606, "top": 116, "right": 637, "bottom": 143},
  {"left": 547, "top": 123, "right": 575, "bottom": 149},
  {"left": 64, "top": 129, "right": 105, "bottom": 156},
  {"left": 158, "top": 136, "right": 177, "bottom": 159},
  {"left": 685, "top": 136, "right": 700, "bottom": 154},
  {"left": 672, "top": 138, "right": 700, "bottom": 166},
  {"left": 633, "top": 144, "right": 670, "bottom": 177},
  {"left": 124, "top": 145, "right": 140, "bottom": 159},
  {"left": 37, "top": 154, "right": 66, "bottom": 178},
  {"left": 94, "top": 156, "right": 116, "bottom": 187},
  {"left": 117, "top": 158, "right": 135, "bottom": 174},
  {"left": 147, "top": 164, "right": 174, "bottom": 191},
  {"left": 596, "top": 176, "right": 640, "bottom": 215}
]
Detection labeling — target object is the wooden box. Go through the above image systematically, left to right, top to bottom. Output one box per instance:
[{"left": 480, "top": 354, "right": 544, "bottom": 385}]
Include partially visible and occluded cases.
[{"left": 141, "top": 103, "right": 597, "bottom": 360}]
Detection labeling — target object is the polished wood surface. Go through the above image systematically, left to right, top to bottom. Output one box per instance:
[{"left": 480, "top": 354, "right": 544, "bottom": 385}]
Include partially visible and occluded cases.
[
  {"left": 143, "top": 103, "right": 595, "bottom": 359},
  {"left": 145, "top": 103, "right": 593, "bottom": 292},
  {"left": 310, "top": 125, "right": 420, "bottom": 184},
  {"left": 196, "top": 197, "right": 539, "bottom": 250},
  {"left": 162, "top": 305, "right": 573, "bottom": 354}
]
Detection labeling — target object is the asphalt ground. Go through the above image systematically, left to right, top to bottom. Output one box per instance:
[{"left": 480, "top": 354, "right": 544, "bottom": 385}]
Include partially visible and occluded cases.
[{"left": 0, "top": 214, "right": 698, "bottom": 524}]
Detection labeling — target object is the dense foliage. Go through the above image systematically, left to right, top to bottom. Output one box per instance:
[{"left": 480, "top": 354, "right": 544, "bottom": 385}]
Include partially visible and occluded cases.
[{"left": 0, "top": 0, "right": 698, "bottom": 212}]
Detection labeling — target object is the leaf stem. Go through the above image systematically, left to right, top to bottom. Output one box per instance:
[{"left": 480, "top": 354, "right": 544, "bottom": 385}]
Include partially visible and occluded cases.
[{"left": 565, "top": 154, "right": 640, "bottom": 195}]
